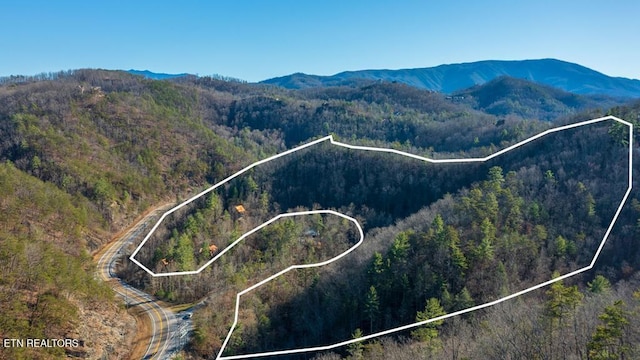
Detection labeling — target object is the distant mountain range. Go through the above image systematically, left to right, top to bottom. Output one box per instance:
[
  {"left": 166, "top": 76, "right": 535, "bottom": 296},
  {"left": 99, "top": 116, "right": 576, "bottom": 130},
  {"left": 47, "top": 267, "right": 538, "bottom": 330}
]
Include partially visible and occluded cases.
[
  {"left": 261, "top": 59, "right": 640, "bottom": 99},
  {"left": 127, "top": 69, "right": 190, "bottom": 80}
]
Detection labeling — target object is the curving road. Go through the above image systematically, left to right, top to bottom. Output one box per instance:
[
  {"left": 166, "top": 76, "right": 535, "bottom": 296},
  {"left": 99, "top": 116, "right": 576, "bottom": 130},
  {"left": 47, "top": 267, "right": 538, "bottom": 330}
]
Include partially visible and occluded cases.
[{"left": 96, "top": 206, "right": 179, "bottom": 360}]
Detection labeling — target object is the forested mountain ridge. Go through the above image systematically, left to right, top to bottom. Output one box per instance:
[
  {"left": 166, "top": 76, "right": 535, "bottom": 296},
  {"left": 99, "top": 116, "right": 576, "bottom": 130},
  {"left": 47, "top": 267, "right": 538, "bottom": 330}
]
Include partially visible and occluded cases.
[
  {"left": 261, "top": 58, "right": 640, "bottom": 98},
  {"left": 0, "top": 69, "right": 639, "bottom": 359},
  {"left": 452, "top": 76, "right": 625, "bottom": 121}
]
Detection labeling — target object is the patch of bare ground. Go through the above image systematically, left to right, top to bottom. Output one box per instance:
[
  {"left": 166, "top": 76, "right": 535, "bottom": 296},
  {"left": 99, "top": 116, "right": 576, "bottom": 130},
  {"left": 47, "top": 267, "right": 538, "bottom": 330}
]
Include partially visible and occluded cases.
[{"left": 70, "top": 297, "right": 136, "bottom": 359}]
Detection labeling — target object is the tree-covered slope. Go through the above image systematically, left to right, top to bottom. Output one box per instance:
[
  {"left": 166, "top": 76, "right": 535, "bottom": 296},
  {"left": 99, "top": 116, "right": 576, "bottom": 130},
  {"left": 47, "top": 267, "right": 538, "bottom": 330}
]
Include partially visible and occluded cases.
[
  {"left": 0, "top": 69, "right": 639, "bottom": 359},
  {"left": 0, "top": 71, "right": 263, "bottom": 358},
  {"left": 453, "top": 75, "right": 624, "bottom": 121},
  {"left": 0, "top": 162, "right": 130, "bottom": 359}
]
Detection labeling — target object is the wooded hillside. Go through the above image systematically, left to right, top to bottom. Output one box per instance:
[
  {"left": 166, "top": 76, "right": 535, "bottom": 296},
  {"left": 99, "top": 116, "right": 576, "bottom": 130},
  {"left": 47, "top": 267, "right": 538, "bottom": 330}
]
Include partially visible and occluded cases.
[{"left": 0, "top": 70, "right": 639, "bottom": 359}]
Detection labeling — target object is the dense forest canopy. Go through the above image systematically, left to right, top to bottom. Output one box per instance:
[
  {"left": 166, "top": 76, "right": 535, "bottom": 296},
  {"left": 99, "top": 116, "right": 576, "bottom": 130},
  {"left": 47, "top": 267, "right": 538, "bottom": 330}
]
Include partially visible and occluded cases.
[
  {"left": 0, "top": 69, "right": 639, "bottom": 359},
  {"left": 126, "top": 119, "right": 631, "bottom": 358}
]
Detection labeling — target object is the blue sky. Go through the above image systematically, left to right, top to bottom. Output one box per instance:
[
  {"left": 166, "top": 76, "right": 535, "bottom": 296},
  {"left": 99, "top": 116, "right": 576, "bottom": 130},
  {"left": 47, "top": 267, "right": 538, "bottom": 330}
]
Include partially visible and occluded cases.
[{"left": 2, "top": 1, "right": 639, "bottom": 82}]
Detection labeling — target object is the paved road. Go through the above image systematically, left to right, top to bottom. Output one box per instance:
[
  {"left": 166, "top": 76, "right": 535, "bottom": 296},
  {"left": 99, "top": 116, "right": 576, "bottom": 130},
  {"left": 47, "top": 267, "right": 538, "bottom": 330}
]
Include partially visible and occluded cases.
[{"left": 97, "top": 206, "right": 180, "bottom": 360}]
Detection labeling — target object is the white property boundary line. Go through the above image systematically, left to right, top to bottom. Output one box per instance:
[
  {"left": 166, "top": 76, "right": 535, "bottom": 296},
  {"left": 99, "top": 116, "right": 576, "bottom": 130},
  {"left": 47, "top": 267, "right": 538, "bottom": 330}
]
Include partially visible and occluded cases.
[{"left": 129, "top": 115, "right": 633, "bottom": 359}]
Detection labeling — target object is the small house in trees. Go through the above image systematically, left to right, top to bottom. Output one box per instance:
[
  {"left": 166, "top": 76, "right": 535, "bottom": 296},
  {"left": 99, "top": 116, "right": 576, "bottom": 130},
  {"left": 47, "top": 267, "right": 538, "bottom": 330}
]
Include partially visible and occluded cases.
[
  {"left": 235, "top": 205, "right": 246, "bottom": 214},
  {"left": 208, "top": 244, "right": 219, "bottom": 256}
]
